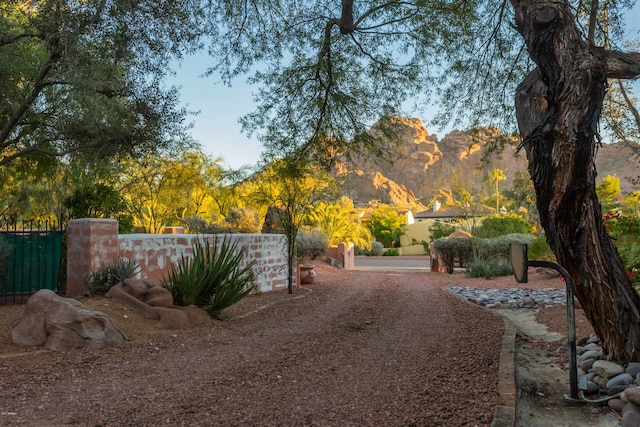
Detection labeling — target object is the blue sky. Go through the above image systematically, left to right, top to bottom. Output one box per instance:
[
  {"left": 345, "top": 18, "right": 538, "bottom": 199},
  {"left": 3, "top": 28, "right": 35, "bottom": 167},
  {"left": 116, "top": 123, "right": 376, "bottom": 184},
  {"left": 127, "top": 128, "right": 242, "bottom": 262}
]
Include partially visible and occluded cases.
[{"left": 169, "top": 7, "right": 640, "bottom": 170}]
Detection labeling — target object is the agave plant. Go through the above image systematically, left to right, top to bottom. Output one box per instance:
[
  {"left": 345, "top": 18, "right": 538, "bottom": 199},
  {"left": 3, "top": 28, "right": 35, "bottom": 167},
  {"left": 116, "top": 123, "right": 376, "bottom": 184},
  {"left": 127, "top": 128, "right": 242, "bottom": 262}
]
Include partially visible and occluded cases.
[
  {"left": 162, "top": 236, "right": 255, "bottom": 318},
  {"left": 85, "top": 256, "right": 140, "bottom": 295}
]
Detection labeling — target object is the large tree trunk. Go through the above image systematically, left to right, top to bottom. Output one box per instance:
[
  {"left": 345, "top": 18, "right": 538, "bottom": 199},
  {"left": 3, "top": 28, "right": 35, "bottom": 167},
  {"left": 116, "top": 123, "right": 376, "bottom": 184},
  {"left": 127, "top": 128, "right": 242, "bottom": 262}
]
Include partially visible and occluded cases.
[{"left": 511, "top": 0, "right": 640, "bottom": 361}]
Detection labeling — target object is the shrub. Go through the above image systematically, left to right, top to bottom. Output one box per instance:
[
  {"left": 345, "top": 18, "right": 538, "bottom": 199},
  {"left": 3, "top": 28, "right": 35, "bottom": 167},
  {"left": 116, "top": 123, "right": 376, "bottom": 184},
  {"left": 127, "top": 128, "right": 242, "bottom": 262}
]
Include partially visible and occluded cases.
[
  {"left": 224, "top": 207, "right": 262, "bottom": 233},
  {"left": 474, "top": 214, "right": 534, "bottom": 238},
  {"left": 181, "top": 216, "right": 232, "bottom": 234},
  {"left": 428, "top": 221, "right": 456, "bottom": 242},
  {"left": 296, "top": 227, "right": 329, "bottom": 260},
  {"left": 433, "top": 234, "right": 535, "bottom": 274},
  {"left": 527, "top": 235, "right": 555, "bottom": 261},
  {"left": 162, "top": 237, "right": 255, "bottom": 318},
  {"left": 433, "top": 237, "right": 473, "bottom": 273},
  {"left": 361, "top": 241, "right": 384, "bottom": 256},
  {"left": 383, "top": 247, "right": 400, "bottom": 256},
  {"left": 85, "top": 257, "right": 140, "bottom": 295},
  {"left": 466, "top": 257, "right": 496, "bottom": 279}
]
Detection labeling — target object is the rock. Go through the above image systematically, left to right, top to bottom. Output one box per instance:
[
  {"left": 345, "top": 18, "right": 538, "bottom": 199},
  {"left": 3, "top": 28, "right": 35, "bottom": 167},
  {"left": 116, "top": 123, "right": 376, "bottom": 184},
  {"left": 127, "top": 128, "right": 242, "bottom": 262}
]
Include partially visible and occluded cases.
[
  {"left": 106, "top": 281, "right": 210, "bottom": 329},
  {"left": 11, "top": 289, "right": 127, "bottom": 351},
  {"left": 586, "top": 336, "right": 600, "bottom": 344},
  {"left": 579, "top": 350, "right": 601, "bottom": 363},
  {"left": 580, "top": 358, "right": 596, "bottom": 372},
  {"left": 593, "top": 360, "right": 625, "bottom": 379},
  {"left": 627, "top": 363, "right": 640, "bottom": 379},
  {"left": 607, "top": 373, "right": 634, "bottom": 390},
  {"left": 584, "top": 380, "right": 600, "bottom": 396},
  {"left": 609, "top": 384, "right": 631, "bottom": 395},
  {"left": 624, "top": 387, "right": 640, "bottom": 406},
  {"left": 609, "top": 398, "right": 626, "bottom": 411},
  {"left": 622, "top": 401, "right": 640, "bottom": 416},
  {"left": 623, "top": 411, "right": 640, "bottom": 427}
]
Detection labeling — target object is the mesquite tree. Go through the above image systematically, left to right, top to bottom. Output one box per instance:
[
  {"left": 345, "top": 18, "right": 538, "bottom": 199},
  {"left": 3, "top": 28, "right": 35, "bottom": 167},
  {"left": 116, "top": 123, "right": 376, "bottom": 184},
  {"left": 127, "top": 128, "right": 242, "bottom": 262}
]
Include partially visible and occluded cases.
[
  {"left": 203, "top": 0, "right": 640, "bottom": 361},
  {"left": 512, "top": 0, "right": 640, "bottom": 361}
]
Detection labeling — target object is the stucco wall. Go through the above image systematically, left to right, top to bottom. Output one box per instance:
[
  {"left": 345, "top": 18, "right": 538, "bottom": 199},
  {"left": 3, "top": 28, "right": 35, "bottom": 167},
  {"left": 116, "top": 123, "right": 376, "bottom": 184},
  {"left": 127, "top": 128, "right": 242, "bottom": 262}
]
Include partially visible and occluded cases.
[
  {"left": 67, "top": 218, "right": 290, "bottom": 296},
  {"left": 118, "top": 233, "right": 289, "bottom": 293}
]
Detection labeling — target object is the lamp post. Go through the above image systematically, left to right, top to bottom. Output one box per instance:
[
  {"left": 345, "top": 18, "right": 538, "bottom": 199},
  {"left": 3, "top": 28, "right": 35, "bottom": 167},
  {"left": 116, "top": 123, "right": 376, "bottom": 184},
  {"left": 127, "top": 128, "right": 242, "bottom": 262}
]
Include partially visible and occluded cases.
[{"left": 509, "top": 242, "right": 579, "bottom": 402}]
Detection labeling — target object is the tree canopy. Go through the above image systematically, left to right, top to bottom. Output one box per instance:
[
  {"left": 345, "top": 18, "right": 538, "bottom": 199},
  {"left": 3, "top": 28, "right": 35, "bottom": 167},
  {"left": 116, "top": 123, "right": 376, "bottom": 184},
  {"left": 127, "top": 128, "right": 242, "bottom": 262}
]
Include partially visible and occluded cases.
[{"left": 0, "top": 0, "right": 204, "bottom": 166}]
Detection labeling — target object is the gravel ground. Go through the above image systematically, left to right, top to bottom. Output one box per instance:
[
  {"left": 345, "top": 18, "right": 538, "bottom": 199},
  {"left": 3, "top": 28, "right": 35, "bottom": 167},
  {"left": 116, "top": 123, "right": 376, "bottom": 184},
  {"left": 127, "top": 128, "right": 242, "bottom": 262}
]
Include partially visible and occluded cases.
[{"left": 0, "top": 263, "right": 572, "bottom": 426}]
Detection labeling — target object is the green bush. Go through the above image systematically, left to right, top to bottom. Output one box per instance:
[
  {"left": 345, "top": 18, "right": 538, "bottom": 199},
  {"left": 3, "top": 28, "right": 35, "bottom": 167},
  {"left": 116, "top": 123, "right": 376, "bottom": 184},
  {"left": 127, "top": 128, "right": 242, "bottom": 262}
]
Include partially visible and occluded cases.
[
  {"left": 224, "top": 207, "right": 262, "bottom": 233},
  {"left": 474, "top": 214, "right": 534, "bottom": 238},
  {"left": 181, "top": 216, "right": 232, "bottom": 234},
  {"left": 428, "top": 220, "right": 456, "bottom": 242},
  {"left": 296, "top": 227, "right": 329, "bottom": 260},
  {"left": 434, "top": 234, "right": 536, "bottom": 274},
  {"left": 527, "top": 235, "right": 555, "bottom": 261},
  {"left": 162, "top": 237, "right": 255, "bottom": 318},
  {"left": 433, "top": 237, "right": 473, "bottom": 273},
  {"left": 361, "top": 241, "right": 384, "bottom": 256},
  {"left": 383, "top": 247, "right": 400, "bottom": 256},
  {"left": 85, "top": 257, "right": 140, "bottom": 295},
  {"left": 466, "top": 257, "right": 496, "bottom": 279}
]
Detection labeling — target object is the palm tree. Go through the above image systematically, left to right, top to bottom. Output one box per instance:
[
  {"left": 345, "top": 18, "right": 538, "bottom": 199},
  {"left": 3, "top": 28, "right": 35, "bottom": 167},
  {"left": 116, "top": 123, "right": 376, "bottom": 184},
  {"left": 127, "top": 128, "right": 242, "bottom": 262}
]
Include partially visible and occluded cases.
[{"left": 488, "top": 168, "right": 507, "bottom": 213}]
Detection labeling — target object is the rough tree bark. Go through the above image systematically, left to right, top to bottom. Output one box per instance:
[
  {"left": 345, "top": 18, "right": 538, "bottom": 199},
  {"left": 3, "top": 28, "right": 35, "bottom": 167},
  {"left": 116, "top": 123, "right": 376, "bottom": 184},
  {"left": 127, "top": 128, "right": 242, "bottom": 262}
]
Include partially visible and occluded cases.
[{"left": 511, "top": 0, "right": 640, "bottom": 361}]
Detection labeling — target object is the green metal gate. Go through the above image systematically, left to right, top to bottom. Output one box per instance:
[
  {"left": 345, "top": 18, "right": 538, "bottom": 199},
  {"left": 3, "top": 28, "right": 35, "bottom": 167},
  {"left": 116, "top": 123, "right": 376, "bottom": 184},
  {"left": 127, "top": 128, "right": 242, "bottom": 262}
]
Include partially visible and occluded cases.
[{"left": 0, "top": 221, "right": 65, "bottom": 304}]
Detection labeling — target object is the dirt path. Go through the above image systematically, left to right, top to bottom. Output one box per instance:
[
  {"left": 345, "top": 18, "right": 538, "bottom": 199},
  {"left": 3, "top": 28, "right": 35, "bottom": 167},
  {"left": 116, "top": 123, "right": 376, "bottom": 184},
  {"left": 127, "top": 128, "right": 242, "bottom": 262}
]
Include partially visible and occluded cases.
[{"left": 1, "top": 267, "right": 504, "bottom": 426}]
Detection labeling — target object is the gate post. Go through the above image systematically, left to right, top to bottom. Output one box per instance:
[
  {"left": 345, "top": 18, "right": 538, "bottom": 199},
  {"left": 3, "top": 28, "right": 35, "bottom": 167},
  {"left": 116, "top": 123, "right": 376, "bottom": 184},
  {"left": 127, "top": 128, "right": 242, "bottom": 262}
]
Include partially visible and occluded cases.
[{"left": 66, "top": 219, "right": 119, "bottom": 298}]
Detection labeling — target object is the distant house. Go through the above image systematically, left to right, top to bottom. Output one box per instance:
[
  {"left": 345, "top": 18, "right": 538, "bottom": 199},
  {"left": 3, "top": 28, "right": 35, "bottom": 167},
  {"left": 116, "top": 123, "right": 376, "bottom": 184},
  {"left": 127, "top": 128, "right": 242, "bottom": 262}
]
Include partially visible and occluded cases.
[
  {"left": 414, "top": 200, "right": 493, "bottom": 223},
  {"left": 413, "top": 208, "right": 460, "bottom": 223}
]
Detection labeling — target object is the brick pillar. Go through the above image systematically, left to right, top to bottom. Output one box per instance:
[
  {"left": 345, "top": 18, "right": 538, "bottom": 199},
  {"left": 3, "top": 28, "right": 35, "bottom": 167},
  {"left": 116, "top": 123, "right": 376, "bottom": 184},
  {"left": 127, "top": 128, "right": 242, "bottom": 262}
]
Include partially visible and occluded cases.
[
  {"left": 66, "top": 219, "right": 119, "bottom": 298},
  {"left": 337, "top": 242, "right": 355, "bottom": 270}
]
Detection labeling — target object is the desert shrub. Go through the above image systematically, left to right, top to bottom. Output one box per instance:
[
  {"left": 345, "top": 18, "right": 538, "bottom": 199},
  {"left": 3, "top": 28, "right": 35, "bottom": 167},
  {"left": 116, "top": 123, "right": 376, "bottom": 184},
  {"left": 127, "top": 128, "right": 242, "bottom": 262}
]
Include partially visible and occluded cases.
[
  {"left": 224, "top": 207, "right": 262, "bottom": 233},
  {"left": 474, "top": 214, "right": 534, "bottom": 238},
  {"left": 181, "top": 216, "right": 232, "bottom": 234},
  {"left": 428, "top": 220, "right": 456, "bottom": 242},
  {"left": 296, "top": 227, "right": 329, "bottom": 260},
  {"left": 484, "top": 233, "right": 537, "bottom": 259},
  {"left": 434, "top": 234, "right": 535, "bottom": 274},
  {"left": 527, "top": 235, "right": 554, "bottom": 261},
  {"left": 162, "top": 237, "right": 255, "bottom": 318},
  {"left": 433, "top": 237, "right": 473, "bottom": 273},
  {"left": 361, "top": 241, "right": 384, "bottom": 256},
  {"left": 383, "top": 247, "right": 400, "bottom": 256},
  {"left": 85, "top": 257, "right": 140, "bottom": 295},
  {"left": 466, "top": 257, "right": 496, "bottom": 279}
]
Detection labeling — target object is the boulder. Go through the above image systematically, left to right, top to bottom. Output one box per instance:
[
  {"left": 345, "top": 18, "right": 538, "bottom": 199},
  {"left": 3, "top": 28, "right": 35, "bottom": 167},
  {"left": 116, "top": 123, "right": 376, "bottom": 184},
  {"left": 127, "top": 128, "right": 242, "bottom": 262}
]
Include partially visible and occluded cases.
[
  {"left": 106, "top": 279, "right": 210, "bottom": 329},
  {"left": 11, "top": 290, "right": 127, "bottom": 351}
]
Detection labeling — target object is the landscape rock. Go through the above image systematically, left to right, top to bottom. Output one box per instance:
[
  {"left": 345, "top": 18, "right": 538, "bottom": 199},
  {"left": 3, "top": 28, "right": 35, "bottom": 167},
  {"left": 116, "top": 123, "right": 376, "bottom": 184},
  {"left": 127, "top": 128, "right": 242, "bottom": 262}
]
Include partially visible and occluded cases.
[
  {"left": 106, "top": 280, "right": 210, "bottom": 329},
  {"left": 11, "top": 289, "right": 127, "bottom": 351},
  {"left": 592, "top": 360, "right": 625, "bottom": 379},
  {"left": 627, "top": 363, "right": 640, "bottom": 378},
  {"left": 606, "top": 373, "right": 634, "bottom": 390},
  {"left": 624, "top": 387, "right": 640, "bottom": 406},
  {"left": 609, "top": 398, "right": 626, "bottom": 411},
  {"left": 623, "top": 411, "right": 640, "bottom": 427}
]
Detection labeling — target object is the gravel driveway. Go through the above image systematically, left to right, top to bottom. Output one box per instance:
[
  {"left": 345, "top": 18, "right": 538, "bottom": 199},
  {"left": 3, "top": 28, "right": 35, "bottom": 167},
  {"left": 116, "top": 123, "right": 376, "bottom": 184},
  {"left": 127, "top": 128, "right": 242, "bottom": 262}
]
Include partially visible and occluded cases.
[{"left": 1, "top": 264, "right": 506, "bottom": 426}]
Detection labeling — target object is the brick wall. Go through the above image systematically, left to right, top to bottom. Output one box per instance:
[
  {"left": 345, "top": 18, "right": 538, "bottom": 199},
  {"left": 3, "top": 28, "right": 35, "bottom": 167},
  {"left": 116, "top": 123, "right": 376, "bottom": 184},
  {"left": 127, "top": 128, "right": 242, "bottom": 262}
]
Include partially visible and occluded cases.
[{"left": 67, "top": 219, "right": 290, "bottom": 297}]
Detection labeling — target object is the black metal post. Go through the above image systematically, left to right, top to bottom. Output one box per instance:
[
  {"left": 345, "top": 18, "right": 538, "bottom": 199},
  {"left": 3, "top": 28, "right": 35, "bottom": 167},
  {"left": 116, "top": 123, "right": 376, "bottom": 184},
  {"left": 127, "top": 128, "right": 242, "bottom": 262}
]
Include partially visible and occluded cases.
[{"left": 528, "top": 260, "right": 579, "bottom": 402}]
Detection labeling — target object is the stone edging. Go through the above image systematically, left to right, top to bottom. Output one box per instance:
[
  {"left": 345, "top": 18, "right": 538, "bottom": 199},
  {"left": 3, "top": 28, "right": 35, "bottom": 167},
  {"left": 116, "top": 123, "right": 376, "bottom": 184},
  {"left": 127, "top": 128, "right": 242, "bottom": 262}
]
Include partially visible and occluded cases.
[{"left": 491, "top": 317, "right": 517, "bottom": 427}]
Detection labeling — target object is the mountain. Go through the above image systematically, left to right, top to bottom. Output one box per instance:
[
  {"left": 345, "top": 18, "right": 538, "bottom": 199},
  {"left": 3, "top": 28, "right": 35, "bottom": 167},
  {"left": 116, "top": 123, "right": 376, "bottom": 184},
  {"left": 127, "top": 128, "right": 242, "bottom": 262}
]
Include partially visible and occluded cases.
[{"left": 335, "top": 117, "right": 640, "bottom": 207}]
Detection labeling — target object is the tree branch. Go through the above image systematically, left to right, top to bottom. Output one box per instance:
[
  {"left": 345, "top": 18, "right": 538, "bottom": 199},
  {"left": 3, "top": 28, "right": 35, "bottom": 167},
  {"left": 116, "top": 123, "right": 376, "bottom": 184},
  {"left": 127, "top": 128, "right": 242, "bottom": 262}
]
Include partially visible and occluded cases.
[
  {"left": 0, "top": 33, "right": 39, "bottom": 47},
  {"left": 604, "top": 49, "right": 640, "bottom": 79},
  {"left": 0, "top": 142, "right": 103, "bottom": 167}
]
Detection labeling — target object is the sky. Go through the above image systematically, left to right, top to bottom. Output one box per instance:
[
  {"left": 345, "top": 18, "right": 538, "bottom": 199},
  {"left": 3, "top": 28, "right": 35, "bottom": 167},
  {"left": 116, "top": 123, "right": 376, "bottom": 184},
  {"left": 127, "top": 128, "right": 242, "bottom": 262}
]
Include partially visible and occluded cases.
[{"left": 168, "top": 7, "right": 640, "bottom": 170}]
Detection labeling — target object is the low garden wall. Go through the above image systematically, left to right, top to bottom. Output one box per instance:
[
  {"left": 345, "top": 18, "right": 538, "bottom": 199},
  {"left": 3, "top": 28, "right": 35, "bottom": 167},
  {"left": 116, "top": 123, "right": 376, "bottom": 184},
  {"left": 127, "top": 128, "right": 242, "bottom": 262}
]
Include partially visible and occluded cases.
[
  {"left": 67, "top": 218, "right": 289, "bottom": 297},
  {"left": 325, "top": 242, "right": 355, "bottom": 269}
]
